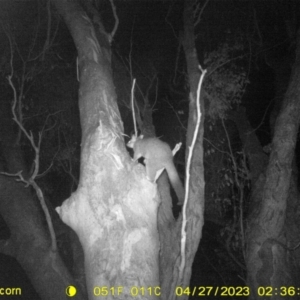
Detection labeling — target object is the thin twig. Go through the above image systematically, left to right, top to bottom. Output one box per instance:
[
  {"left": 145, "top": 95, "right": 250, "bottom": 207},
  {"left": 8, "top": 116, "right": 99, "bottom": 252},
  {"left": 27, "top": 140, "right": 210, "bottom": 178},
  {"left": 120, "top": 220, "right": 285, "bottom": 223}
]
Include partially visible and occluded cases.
[
  {"left": 109, "top": 0, "right": 119, "bottom": 42},
  {"left": 131, "top": 79, "right": 137, "bottom": 135}
]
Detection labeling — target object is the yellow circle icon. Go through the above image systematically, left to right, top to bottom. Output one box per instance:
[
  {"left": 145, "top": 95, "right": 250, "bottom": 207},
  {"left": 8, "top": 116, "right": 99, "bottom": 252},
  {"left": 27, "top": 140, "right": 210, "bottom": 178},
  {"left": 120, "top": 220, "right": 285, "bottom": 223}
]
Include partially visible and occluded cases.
[{"left": 66, "top": 286, "right": 77, "bottom": 297}]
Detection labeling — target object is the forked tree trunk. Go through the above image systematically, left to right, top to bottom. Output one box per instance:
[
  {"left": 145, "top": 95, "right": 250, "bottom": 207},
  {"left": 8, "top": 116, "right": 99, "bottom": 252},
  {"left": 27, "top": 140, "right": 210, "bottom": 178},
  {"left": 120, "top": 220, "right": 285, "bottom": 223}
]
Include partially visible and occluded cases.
[
  {"left": 53, "top": 1, "right": 160, "bottom": 299},
  {"left": 53, "top": 1, "right": 206, "bottom": 299}
]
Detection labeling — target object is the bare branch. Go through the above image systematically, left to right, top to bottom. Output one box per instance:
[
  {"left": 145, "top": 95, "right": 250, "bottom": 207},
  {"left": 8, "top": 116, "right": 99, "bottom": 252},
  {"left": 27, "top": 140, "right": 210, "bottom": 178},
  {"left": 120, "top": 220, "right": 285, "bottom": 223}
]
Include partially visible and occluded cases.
[
  {"left": 42, "top": 0, "right": 52, "bottom": 60},
  {"left": 109, "top": 0, "right": 119, "bottom": 42},
  {"left": 194, "top": 0, "right": 210, "bottom": 27},
  {"left": 165, "top": 1, "right": 178, "bottom": 40},
  {"left": 2, "top": 30, "right": 57, "bottom": 252},
  {"left": 179, "top": 66, "right": 207, "bottom": 282},
  {"left": 131, "top": 79, "right": 137, "bottom": 135}
]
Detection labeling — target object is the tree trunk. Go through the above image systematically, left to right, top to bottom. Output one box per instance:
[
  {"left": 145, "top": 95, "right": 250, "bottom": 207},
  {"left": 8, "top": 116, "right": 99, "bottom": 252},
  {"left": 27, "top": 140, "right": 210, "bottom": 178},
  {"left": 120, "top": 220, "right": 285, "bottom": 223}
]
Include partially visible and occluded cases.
[
  {"left": 180, "top": 0, "right": 205, "bottom": 291},
  {"left": 53, "top": 1, "right": 160, "bottom": 299},
  {"left": 246, "top": 29, "right": 300, "bottom": 299},
  {"left": 0, "top": 132, "right": 85, "bottom": 299}
]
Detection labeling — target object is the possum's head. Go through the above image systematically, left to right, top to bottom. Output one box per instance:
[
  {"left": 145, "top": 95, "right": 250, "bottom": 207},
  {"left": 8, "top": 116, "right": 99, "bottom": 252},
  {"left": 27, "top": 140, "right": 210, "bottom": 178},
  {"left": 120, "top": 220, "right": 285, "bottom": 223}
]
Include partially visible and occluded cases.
[{"left": 127, "top": 135, "right": 143, "bottom": 148}]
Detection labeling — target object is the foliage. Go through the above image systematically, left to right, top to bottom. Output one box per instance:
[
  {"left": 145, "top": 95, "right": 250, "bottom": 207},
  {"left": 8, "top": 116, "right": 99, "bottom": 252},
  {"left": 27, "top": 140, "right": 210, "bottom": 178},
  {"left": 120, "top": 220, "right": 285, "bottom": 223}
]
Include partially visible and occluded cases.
[
  {"left": 204, "top": 39, "right": 249, "bottom": 119},
  {"left": 204, "top": 119, "right": 251, "bottom": 271}
]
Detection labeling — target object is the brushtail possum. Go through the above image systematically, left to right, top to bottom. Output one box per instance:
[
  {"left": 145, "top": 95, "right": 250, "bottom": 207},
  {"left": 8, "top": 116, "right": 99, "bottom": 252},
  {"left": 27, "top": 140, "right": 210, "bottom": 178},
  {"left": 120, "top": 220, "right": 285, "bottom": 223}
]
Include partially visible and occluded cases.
[{"left": 127, "top": 135, "right": 184, "bottom": 204}]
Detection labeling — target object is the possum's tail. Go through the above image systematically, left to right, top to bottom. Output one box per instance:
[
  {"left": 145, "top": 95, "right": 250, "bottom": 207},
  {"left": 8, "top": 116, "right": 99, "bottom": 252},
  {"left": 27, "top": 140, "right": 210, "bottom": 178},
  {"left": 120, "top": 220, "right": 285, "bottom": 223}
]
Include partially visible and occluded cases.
[{"left": 165, "top": 161, "right": 184, "bottom": 205}]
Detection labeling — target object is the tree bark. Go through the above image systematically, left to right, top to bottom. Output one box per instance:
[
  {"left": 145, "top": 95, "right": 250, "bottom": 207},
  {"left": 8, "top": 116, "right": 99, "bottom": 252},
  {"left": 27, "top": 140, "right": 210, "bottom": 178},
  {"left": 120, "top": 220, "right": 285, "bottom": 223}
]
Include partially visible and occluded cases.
[
  {"left": 180, "top": 0, "right": 205, "bottom": 292},
  {"left": 53, "top": 1, "right": 160, "bottom": 299},
  {"left": 246, "top": 29, "right": 300, "bottom": 298},
  {"left": 0, "top": 135, "right": 85, "bottom": 299}
]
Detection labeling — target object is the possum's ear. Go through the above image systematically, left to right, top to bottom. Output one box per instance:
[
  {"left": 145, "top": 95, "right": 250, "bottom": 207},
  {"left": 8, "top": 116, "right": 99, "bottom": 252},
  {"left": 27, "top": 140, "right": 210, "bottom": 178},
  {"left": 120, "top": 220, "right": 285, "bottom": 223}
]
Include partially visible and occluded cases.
[{"left": 127, "top": 135, "right": 137, "bottom": 148}]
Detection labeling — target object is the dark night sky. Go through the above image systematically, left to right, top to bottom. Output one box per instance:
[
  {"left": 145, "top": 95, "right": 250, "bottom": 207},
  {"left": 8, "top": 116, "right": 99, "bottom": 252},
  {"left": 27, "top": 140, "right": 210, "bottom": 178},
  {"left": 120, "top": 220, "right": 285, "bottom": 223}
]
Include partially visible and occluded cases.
[{"left": 1, "top": 0, "right": 296, "bottom": 137}]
